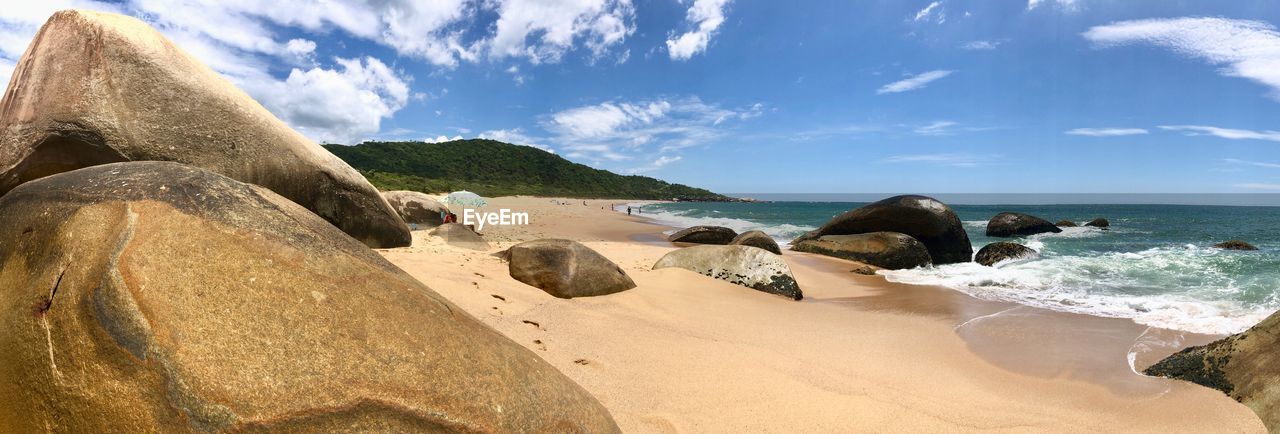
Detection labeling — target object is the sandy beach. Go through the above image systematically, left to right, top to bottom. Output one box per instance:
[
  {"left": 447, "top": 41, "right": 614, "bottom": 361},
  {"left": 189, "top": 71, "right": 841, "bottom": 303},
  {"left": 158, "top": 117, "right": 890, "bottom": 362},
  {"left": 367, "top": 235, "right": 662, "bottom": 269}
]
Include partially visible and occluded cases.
[{"left": 378, "top": 196, "right": 1266, "bottom": 432}]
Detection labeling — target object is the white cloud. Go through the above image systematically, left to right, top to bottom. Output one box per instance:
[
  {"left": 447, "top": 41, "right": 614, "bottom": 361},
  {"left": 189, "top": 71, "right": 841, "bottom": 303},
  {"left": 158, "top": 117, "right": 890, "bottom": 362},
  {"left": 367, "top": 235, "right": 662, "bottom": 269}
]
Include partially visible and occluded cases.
[
  {"left": 487, "top": 0, "right": 635, "bottom": 64},
  {"left": 666, "top": 0, "right": 731, "bottom": 60},
  {"left": 1027, "top": 0, "right": 1079, "bottom": 11},
  {"left": 0, "top": 1, "right": 125, "bottom": 86},
  {"left": 1, "top": 1, "right": 647, "bottom": 143},
  {"left": 913, "top": 1, "right": 944, "bottom": 24},
  {"left": 1084, "top": 17, "right": 1280, "bottom": 99},
  {"left": 285, "top": 38, "right": 316, "bottom": 56},
  {"left": 960, "top": 40, "right": 1000, "bottom": 50},
  {"left": 239, "top": 57, "right": 411, "bottom": 144},
  {"left": 0, "top": 58, "right": 13, "bottom": 88},
  {"left": 877, "top": 70, "right": 953, "bottom": 94},
  {"left": 544, "top": 96, "right": 757, "bottom": 163},
  {"left": 915, "top": 121, "right": 958, "bottom": 136},
  {"left": 1159, "top": 125, "right": 1280, "bottom": 143},
  {"left": 1065, "top": 127, "right": 1149, "bottom": 137},
  {"left": 478, "top": 128, "right": 555, "bottom": 153},
  {"left": 424, "top": 135, "right": 464, "bottom": 143},
  {"left": 879, "top": 153, "right": 1000, "bottom": 168},
  {"left": 627, "top": 155, "right": 682, "bottom": 174},
  {"left": 1223, "top": 158, "right": 1280, "bottom": 169},
  {"left": 1234, "top": 182, "right": 1280, "bottom": 191}
]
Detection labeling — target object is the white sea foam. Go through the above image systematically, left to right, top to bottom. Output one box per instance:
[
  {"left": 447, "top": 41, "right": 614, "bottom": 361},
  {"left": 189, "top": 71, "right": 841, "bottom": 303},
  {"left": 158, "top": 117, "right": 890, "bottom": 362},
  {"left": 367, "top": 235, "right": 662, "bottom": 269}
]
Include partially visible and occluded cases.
[
  {"left": 631, "top": 205, "right": 816, "bottom": 245},
  {"left": 882, "top": 244, "right": 1278, "bottom": 334}
]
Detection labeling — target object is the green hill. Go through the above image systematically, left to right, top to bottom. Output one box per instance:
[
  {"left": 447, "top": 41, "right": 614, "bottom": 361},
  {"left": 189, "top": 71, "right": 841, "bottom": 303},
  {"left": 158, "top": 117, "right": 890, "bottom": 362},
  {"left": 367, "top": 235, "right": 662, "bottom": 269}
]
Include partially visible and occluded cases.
[{"left": 323, "top": 139, "right": 728, "bottom": 200}]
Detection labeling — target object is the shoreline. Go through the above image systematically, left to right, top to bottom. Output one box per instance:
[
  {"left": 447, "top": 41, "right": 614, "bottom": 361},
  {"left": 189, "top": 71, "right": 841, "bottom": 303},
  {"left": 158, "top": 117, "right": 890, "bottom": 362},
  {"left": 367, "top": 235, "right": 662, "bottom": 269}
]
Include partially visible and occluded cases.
[
  {"left": 379, "top": 196, "right": 1264, "bottom": 431},
  {"left": 622, "top": 202, "right": 1230, "bottom": 390}
]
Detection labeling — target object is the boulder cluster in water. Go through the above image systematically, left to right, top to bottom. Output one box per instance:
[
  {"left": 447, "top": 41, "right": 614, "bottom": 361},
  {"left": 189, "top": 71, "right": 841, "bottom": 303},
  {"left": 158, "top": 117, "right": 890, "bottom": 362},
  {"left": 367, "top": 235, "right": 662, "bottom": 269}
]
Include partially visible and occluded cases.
[{"left": 0, "top": 9, "right": 619, "bottom": 432}]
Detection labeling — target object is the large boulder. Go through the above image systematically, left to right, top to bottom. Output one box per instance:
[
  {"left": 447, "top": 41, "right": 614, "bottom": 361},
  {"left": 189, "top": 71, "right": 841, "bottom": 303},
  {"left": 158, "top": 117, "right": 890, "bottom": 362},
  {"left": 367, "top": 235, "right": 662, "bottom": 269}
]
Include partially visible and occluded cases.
[
  {"left": 0, "top": 10, "right": 409, "bottom": 248},
  {"left": 0, "top": 162, "right": 618, "bottom": 432},
  {"left": 383, "top": 190, "right": 447, "bottom": 228},
  {"left": 798, "top": 195, "right": 972, "bottom": 264},
  {"left": 985, "top": 212, "right": 1062, "bottom": 237},
  {"left": 1085, "top": 218, "right": 1110, "bottom": 228},
  {"left": 428, "top": 223, "right": 490, "bottom": 251},
  {"left": 668, "top": 225, "right": 738, "bottom": 245},
  {"left": 729, "top": 230, "right": 782, "bottom": 254},
  {"left": 792, "top": 232, "right": 931, "bottom": 270},
  {"left": 499, "top": 239, "right": 636, "bottom": 298},
  {"left": 1214, "top": 240, "right": 1258, "bottom": 251},
  {"left": 974, "top": 242, "right": 1036, "bottom": 266},
  {"left": 653, "top": 245, "right": 802, "bottom": 300},
  {"left": 1144, "top": 310, "right": 1280, "bottom": 431}
]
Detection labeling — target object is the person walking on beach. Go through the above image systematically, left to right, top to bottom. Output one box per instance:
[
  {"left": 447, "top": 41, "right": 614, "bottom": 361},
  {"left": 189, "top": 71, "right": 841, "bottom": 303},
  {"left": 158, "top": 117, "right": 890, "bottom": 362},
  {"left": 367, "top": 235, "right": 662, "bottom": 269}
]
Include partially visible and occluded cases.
[{"left": 627, "top": 206, "right": 632, "bottom": 216}]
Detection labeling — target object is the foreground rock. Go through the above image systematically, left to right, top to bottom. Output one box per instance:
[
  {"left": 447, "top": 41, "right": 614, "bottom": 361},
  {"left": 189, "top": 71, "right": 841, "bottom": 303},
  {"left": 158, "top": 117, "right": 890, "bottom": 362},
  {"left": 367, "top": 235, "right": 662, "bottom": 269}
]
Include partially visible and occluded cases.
[
  {"left": 0, "top": 10, "right": 409, "bottom": 248},
  {"left": 0, "top": 162, "right": 618, "bottom": 432},
  {"left": 382, "top": 190, "right": 448, "bottom": 228},
  {"left": 795, "top": 195, "right": 972, "bottom": 264},
  {"left": 986, "top": 212, "right": 1062, "bottom": 237},
  {"left": 1085, "top": 218, "right": 1110, "bottom": 228},
  {"left": 1055, "top": 220, "right": 1078, "bottom": 227},
  {"left": 429, "top": 223, "right": 491, "bottom": 251},
  {"left": 668, "top": 225, "right": 738, "bottom": 244},
  {"left": 729, "top": 230, "right": 782, "bottom": 254},
  {"left": 792, "top": 232, "right": 931, "bottom": 270},
  {"left": 498, "top": 239, "right": 636, "bottom": 298},
  {"left": 1214, "top": 240, "right": 1258, "bottom": 251},
  {"left": 974, "top": 242, "right": 1036, "bottom": 266},
  {"left": 653, "top": 245, "right": 802, "bottom": 300},
  {"left": 850, "top": 263, "right": 885, "bottom": 275},
  {"left": 1144, "top": 310, "right": 1280, "bottom": 431}
]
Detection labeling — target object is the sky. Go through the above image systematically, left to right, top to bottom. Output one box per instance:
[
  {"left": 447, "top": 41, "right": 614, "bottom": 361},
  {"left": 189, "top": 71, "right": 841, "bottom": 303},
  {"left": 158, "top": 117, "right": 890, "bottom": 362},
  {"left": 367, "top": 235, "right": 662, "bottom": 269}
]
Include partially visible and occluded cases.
[{"left": 3, "top": 0, "right": 1280, "bottom": 194}]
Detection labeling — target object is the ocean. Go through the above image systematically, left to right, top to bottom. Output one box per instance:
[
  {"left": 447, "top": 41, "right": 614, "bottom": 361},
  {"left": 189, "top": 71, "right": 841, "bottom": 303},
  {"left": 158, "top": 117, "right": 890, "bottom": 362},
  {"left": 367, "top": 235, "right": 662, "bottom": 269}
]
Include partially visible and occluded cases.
[{"left": 632, "top": 196, "right": 1280, "bottom": 335}]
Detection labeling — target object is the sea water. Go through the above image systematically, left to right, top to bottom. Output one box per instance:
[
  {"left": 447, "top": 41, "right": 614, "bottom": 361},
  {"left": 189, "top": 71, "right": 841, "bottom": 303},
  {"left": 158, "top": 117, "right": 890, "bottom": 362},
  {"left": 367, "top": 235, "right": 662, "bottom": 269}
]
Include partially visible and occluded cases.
[{"left": 634, "top": 197, "right": 1280, "bottom": 335}]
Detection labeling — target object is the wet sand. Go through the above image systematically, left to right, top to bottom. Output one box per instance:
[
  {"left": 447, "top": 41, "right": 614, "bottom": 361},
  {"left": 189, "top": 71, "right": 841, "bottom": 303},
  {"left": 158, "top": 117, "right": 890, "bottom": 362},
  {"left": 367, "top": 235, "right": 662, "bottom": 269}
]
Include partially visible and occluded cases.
[{"left": 379, "top": 196, "right": 1264, "bottom": 432}]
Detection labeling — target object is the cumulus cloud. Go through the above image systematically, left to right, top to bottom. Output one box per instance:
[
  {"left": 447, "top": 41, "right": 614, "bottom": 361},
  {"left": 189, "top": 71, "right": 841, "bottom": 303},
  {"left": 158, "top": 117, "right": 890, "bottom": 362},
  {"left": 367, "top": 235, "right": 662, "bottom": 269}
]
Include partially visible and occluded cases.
[
  {"left": 487, "top": 0, "right": 635, "bottom": 64},
  {"left": 666, "top": 0, "right": 731, "bottom": 61},
  {"left": 0, "top": 1, "right": 643, "bottom": 143},
  {"left": 1084, "top": 17, "right": 1280, "bottom": 99},
  {"left": 240, "top": 57, "right": 411, "bottom": 144},
  {"left": 877, "top": 70, "right": 953, "bottom": 94},
  {"left": 544, "top": 96, "right": 760, "bottom": 163},
  {"left": 1159, "top": 125, "right": 1280, "bottom": 142},
  {"left": 1065, "top": 127, "right": 1149, "bottom": 137},
  {"left": 478, "top": 128, "right": 555, "bottom": 153},
  {"left": 424, "top": 135, "right": 464, "bottom": 143},
  {"left": 879, "top": 153, "right": 1001, "bottom": 168}
]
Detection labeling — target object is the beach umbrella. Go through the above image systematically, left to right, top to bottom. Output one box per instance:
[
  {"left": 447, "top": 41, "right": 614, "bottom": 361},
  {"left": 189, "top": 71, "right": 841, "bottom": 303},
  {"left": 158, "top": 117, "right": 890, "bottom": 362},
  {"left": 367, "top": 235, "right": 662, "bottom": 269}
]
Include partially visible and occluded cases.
[{"left": 444, "top": 190, "right": 487, "bottom": 208}]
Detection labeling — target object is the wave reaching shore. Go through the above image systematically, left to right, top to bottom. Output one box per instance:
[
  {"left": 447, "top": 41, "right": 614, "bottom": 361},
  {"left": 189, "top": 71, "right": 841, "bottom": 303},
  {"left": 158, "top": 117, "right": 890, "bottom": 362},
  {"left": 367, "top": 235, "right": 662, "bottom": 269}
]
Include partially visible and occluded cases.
[{"left": 639, "top": 200, "right": 1280, "bottom": 335}]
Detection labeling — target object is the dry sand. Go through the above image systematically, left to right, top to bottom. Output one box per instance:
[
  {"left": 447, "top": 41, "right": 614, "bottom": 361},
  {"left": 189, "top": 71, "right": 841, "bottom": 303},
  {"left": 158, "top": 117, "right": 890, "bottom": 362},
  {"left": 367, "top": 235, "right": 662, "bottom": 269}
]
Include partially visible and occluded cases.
[{"left": 378, "top": 196, "right": 1265, "bottom": 432}]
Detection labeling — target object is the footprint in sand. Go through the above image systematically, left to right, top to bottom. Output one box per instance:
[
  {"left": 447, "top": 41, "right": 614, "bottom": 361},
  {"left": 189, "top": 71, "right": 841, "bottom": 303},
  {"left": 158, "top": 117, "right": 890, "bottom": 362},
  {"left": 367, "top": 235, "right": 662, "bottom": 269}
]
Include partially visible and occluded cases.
[
  {"left": 491, "top": 294, "right": 508, "bottom": 303},
  {"left": 490, "top": 306, "right": 503, "bottom": 316},
  {"left": 521, "top": 319, "right": 544, "bottom": 330},
  {"left": 533, "top": 339, "right": 546, "bottom": 351},
  {"left": 573, "top": 358, "right": 590, "bottom": 365}
]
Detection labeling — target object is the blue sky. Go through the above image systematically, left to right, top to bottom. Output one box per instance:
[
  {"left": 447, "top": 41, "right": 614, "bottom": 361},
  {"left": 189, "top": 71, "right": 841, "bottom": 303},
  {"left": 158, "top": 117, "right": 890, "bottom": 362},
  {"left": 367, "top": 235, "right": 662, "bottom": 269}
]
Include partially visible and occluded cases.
[{"left": 3, "top": 1, "right": 1280, "bottom": 194}]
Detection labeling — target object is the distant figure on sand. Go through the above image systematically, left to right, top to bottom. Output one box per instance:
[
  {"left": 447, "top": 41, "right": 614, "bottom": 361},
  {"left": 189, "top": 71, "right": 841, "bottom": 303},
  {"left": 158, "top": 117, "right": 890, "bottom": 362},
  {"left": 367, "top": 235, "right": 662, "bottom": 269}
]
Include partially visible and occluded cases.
[{"left": 627, "top": 206, "right": 632, "bottom": 216}]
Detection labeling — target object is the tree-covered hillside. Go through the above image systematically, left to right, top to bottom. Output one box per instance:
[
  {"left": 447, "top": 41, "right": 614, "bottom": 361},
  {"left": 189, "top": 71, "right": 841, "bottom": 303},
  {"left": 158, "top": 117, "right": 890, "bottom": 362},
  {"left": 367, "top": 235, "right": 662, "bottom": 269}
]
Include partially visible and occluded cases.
[{"left": 324, "top": 139, "right": 728, "bottom": 200}]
